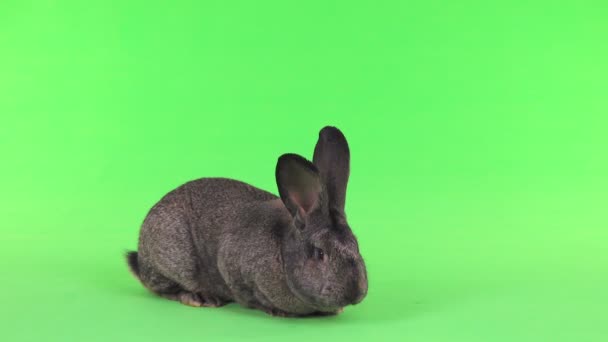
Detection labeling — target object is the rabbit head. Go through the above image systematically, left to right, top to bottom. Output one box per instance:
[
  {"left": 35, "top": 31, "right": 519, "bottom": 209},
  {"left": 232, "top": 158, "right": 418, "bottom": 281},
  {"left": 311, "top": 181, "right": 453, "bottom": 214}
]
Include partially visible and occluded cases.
[{"left": 276, "top": 126, "right": 368, "bottom": 312}]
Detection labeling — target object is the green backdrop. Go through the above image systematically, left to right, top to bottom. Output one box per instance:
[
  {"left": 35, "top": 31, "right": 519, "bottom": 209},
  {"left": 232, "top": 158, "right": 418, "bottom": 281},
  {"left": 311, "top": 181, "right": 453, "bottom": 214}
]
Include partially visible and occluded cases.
[{"left": 1, "top": 1, "right": 607, "bottom": 341}]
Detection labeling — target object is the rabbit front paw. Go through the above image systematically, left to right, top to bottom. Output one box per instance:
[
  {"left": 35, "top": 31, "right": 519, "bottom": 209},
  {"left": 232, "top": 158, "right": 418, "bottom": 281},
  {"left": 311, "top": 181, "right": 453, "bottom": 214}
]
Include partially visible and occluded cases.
[{"left": 163, "top": 292, "right": 228, "bottom": 308}]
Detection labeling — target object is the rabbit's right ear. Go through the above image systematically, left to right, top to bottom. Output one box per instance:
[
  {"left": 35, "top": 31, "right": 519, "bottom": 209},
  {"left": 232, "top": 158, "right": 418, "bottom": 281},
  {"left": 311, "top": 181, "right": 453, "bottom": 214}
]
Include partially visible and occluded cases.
[
  {"left": 313, "top": 126, "right": 350, "bottom": 212},
  {"left": 276, "top": 154, "right": 322, "bottom": 219}
]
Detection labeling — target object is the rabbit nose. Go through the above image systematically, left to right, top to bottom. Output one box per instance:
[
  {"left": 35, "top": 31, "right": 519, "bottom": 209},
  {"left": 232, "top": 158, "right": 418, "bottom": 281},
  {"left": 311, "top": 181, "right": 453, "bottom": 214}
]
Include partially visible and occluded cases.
[
  {"left": 350, "top": 266, "right": 368, "bottom": 304},
  {"left": 350, "top": 279, "right": 367, "bottom": 304}
]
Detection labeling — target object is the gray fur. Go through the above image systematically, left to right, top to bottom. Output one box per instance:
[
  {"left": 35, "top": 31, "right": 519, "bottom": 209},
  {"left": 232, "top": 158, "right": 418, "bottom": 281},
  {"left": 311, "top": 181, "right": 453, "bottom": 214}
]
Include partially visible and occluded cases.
[{"left": 127, "top": 126, "right": 368, "bottom": 317}]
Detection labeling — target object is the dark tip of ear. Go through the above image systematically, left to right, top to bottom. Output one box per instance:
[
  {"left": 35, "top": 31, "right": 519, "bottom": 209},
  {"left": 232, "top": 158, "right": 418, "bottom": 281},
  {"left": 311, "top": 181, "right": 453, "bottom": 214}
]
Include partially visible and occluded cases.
[
  {"left": 319, "top": 126, "right": 347, "bottom": 143},
  {"left": 277, "top": 153, "right": 319, "bottom": 174}
]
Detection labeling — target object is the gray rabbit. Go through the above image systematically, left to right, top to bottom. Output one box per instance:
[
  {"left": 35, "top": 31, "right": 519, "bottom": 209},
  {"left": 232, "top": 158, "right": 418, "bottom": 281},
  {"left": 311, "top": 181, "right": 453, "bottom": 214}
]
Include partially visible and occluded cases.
[{"left": 126, "top": 126, "right": 368, "bottom": 317}]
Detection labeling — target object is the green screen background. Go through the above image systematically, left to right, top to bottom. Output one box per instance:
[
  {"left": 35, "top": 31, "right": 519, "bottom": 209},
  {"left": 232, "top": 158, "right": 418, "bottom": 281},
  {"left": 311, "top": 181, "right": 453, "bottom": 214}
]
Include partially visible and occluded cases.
[{"left": 1, "top": 1, "right": 607, "bottom": 341}]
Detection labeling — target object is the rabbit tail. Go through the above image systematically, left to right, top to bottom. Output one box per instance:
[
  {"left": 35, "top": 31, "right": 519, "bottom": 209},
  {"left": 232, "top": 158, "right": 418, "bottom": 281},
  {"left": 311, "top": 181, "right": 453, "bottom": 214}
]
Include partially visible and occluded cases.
[{"left": 126, "top": 251, "right": 141, "bottom": 279}]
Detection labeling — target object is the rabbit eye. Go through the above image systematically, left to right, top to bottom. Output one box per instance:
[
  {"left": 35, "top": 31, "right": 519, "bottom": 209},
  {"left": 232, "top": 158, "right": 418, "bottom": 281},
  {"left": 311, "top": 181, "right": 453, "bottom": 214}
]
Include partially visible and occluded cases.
[{"left": 313, "top": 247, "right": 325, "bottom": 261}]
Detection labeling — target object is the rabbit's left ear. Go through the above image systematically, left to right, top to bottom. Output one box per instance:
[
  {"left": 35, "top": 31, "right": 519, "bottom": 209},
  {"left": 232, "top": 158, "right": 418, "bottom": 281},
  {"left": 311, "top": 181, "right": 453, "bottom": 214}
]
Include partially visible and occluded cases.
[
  {"left": 313, "top": 126, "right": 350, "bottom": 212},
  {"left": 276, "top": 154, "right": 322, "bottom": 218}
]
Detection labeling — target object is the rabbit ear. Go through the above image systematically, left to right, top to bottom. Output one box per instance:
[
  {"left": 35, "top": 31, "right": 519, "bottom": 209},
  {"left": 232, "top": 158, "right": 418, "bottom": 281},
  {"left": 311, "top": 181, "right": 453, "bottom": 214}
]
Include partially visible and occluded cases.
[
  {"left": 313, "top": 126, "right": 350, "bottom": 212},
  {"left": 276, "top": 153, "right": 322, "bottom": 218}
]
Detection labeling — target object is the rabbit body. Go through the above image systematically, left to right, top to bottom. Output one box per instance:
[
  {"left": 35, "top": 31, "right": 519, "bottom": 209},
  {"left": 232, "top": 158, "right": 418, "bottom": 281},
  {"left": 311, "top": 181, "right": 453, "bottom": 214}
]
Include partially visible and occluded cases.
[{"left": 133, "top": 178, "right": 315, "bottom": 315}]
